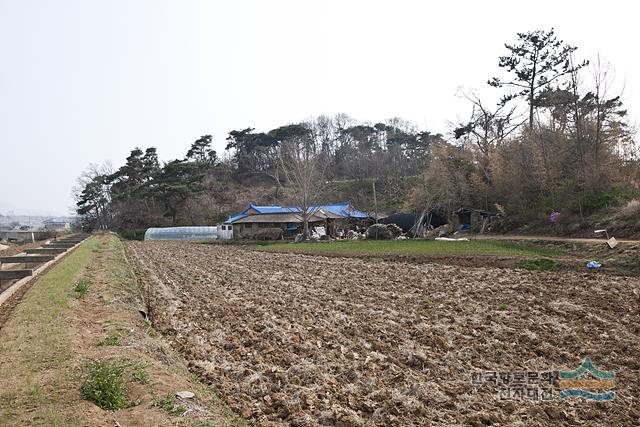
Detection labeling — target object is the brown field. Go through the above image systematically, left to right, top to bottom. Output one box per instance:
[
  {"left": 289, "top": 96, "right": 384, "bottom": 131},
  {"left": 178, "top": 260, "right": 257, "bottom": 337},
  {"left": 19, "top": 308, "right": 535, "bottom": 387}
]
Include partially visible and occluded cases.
[{"left": 127, "top": 241, "right": 640, "bottom": 426}]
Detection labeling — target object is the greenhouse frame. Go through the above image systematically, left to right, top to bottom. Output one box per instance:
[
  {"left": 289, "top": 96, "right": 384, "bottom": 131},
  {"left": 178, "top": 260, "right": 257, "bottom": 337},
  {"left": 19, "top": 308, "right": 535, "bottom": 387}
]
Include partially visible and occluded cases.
[{"left": 143, "top": 226, "right": 218, "bottom": 241}]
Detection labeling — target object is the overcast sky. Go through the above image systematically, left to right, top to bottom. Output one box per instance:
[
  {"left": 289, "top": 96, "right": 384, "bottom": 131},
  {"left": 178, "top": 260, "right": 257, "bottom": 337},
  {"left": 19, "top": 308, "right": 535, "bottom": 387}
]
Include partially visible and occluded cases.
[{"left": 1, "top": 0, "right": 638, "bottom": 215}]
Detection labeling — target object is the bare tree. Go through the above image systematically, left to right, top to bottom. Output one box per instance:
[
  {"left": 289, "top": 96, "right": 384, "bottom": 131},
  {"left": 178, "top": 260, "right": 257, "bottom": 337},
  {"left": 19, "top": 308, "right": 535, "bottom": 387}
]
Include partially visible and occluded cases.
[
  {"left": 278, "top": 137, "right": 329, "bottom": 239},
  {"left": 72, "top": 162, "right": 114, "bottom": 230}
]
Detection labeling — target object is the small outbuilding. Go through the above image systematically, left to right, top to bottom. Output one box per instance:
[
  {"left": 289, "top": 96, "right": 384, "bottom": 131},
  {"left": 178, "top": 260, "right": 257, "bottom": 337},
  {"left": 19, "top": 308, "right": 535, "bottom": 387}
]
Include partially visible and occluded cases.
[{"left": 454, "top": 207, "right": 501, "bottom": 233}]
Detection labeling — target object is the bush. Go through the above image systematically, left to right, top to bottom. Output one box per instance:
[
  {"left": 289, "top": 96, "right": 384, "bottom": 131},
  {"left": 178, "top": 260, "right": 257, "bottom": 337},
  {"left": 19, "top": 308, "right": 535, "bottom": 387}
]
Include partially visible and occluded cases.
[
  {"left": 613, "top": 199, "right": 640, "bottom": 221},
  {"left": 118, "top": 230, "right": 146, "bottom": 241},
  {"left": 73, "top": 278, "right": 90, "bottom": 299},
  {"left": 80, "top": 360, "right": 127, "bottom": 410}
]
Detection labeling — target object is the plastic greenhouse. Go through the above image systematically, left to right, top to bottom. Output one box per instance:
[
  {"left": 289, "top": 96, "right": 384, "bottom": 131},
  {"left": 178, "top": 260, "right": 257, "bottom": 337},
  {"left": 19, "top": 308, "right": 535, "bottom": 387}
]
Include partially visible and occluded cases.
[{"left": 143, "top": 226, "right": 218, "bottom": 241}]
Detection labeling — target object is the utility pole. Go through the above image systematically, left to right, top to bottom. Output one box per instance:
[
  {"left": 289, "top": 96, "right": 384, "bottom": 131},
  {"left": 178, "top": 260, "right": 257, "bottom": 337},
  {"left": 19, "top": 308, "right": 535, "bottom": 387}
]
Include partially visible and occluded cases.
[{"left": 372, "top": 180, "right": 378, "bottom": 223}]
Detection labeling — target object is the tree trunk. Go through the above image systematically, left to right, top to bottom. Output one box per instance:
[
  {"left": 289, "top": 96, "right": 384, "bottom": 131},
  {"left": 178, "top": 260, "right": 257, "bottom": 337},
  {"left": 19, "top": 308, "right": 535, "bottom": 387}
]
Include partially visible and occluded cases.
[{"left": 303, "top": 216, "right": 310, "bottom": 239}]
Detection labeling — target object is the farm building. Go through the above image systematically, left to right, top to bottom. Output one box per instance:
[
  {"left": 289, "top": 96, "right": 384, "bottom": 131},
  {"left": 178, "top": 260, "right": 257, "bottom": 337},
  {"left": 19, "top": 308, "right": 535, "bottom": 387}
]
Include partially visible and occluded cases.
[
  {"left": 225, "top": 201, "right": 370, "bottom": 239},
  {"left": 454, "top": 207, "right": 501, "bottom": 233},
  {"left": 43, "top": 219, "right": 70, "bottom": 231}
]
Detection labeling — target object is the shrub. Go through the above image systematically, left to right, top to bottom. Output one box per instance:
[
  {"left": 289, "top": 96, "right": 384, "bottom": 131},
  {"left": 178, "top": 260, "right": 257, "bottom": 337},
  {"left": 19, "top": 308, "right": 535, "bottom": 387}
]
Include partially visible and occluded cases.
[
  {"left": 613, "top": 199, "right": 640, "bottom": 220},
  {"left": 118, "top": 230, "right": 146, "bottom": 241},
  {"left": 73, "top": 278, "right": 90, "bottom": 298},
  {"left": 80, "top": 360, "right": 127, "bottom": 410}
]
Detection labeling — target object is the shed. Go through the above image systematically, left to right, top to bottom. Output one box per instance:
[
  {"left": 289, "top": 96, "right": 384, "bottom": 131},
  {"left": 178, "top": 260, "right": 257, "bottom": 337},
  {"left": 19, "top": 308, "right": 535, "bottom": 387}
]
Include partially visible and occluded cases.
[{"left": 454, "top": 208, "right": 500, "bottom": 233}]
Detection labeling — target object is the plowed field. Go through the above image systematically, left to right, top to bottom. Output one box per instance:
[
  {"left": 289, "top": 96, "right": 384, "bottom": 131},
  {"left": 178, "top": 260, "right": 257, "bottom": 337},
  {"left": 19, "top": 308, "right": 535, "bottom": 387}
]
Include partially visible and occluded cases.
[{"left": 127, "top": 241, "right": 640, "bottom": 426}]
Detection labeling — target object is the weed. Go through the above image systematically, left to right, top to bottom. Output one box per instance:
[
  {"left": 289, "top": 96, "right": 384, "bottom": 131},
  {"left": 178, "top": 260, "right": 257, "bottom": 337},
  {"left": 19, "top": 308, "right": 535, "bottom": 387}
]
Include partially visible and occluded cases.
[
  {"left": 516, "top": 258, "right": 557, "bottom": 271},
  {"left": 73, "top": 278, "right": 90, "bottom": 298},
  {"left": 421, "top": 299, "right": 433, "bottom": 309},
  {"left": 497, "top": 303, "right": 508, "bottom": 311},
  {"left": 98, "top": 332, "right": 121, "bottom": 347},
  {"left": 80, "top": 360, "right": 127, "bottom": 410},
  {"left": 131, "top": 363, "right": 149, "bottom": 384},
  {"left": 0, "top": 390, "right": 17, "bottom": 404},
  {"left": 153, "top": 394, "right": 187, "bottom": 416},
  {"left": 194, "top": 422, "right": 218, "bottom": 427}
]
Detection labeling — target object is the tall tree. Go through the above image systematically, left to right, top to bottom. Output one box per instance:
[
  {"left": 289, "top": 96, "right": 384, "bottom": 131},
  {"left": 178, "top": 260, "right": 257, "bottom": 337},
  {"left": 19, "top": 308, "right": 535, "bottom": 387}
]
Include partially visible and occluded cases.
[
  {"left": 488, "top": 28, "right": 588, "bottom": 129},
  {"left": 186, "top": 135, "right": 218, "bottom": 165},
  {"left": 152, "top": 160, "right": 206, "bottom": 226}
]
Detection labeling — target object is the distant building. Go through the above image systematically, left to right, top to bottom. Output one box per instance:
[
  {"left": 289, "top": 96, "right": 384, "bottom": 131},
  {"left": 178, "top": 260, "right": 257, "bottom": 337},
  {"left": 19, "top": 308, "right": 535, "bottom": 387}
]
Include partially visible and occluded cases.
[{"left": 43, "top": 219, "right": 70, "bottom": 231}]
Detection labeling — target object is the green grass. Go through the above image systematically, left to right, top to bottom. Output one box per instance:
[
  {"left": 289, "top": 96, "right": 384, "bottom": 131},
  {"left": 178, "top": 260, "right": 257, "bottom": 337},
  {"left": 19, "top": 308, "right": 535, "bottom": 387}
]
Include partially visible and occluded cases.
[
  {"left": 0, "top": 238, "right": 99, "bottom": 425},
  {"left": 257, "top": 239, "right": 562, "bottom": 258},
  {"left": 516, "top": 258, "right": 558, "bottom": 271},
  {"left": 497, "top": 303, "right": 509, "bottom": 311},
  {"left": 97, "top": 332, "right": 121, "bottom": 347},
  {"left": 153, "top": 394, "right": 187, "bottom": 416}
]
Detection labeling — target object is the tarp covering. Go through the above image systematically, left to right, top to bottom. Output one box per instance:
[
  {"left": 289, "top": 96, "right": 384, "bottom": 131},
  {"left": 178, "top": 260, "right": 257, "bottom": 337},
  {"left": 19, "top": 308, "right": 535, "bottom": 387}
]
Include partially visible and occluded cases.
[
  {"left": 225, "top": 201, "right": 369, "bottom": 223},
  {"left": 144, "top": 226, "right": 217, "bottom": 241}
]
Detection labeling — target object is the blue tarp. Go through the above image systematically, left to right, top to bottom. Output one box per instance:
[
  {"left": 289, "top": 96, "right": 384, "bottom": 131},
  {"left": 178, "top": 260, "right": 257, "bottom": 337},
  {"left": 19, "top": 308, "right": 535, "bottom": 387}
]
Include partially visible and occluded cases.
[{"left": 224, "top": 201, "right": 369, "bottom": 223}]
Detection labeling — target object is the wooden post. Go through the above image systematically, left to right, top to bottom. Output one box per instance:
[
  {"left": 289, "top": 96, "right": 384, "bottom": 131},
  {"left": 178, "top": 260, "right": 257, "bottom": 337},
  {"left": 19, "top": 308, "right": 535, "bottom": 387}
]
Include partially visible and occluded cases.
[{"left": 372, "top": 181, "right": 378, "bottom": 224}]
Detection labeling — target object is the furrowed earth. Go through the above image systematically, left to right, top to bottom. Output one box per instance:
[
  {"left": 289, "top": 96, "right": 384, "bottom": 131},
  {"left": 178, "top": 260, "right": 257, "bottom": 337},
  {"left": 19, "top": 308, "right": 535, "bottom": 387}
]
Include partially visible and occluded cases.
[{"left": 127, "top": 241, "right": 640, "bottom": 426}]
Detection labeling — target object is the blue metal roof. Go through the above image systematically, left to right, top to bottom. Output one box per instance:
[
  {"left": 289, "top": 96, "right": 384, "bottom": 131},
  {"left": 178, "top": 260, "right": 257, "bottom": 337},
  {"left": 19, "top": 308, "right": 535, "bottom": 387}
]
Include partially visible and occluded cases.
[
  {"left": 224, "top": 201, "right": 369, "bottom": 223},
  {"left": 312, "top": 202, "right": 369, "bottom": 219}
]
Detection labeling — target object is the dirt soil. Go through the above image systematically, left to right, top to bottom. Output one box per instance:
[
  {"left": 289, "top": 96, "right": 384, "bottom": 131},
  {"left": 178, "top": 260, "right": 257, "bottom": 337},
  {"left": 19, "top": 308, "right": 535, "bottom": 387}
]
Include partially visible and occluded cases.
[
  {"left": 0, "top": 240, "right": 45, "bottom": 258},
  {"left": 127, "top": 241, "right": 640, "bottom": 426}
]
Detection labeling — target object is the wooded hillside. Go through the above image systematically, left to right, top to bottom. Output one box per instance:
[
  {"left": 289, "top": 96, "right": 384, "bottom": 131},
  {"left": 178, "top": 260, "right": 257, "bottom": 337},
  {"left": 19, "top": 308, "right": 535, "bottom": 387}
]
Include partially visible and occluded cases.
[{"left": 75, "top": 29, "right": 640, "bottom": 237}]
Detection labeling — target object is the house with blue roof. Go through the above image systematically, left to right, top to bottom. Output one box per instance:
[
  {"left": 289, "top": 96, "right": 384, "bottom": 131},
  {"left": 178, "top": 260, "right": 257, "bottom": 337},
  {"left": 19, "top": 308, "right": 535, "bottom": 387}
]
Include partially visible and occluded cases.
[{"left": 222, "top": 201, "right": 370, "bottom": 239}]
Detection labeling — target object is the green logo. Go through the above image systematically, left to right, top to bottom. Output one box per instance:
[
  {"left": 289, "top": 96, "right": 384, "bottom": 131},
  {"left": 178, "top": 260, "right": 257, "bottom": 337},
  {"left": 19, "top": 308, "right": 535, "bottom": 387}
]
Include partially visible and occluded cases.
[{"left": 559, "top": 357, "right": 615, "bottom": 401}]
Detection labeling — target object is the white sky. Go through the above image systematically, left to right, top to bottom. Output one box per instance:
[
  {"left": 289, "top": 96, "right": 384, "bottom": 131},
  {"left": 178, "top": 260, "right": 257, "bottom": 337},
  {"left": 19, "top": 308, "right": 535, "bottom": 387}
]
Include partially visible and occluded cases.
[{"left": 1, "top": 0, "right": 638, "bottom": 215}]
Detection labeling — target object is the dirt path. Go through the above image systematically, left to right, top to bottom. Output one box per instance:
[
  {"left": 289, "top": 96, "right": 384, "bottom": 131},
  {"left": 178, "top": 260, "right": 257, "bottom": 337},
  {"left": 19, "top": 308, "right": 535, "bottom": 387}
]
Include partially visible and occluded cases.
[{"left": 128, "top": 241, "right": 640, "bottom": 427}]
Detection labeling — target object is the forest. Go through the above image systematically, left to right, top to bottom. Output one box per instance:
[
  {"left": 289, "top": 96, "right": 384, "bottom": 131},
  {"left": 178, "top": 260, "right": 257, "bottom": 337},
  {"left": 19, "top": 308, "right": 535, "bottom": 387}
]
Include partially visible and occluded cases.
[{"left": 75, "top": 29, "right": 640, "bottom": 237}]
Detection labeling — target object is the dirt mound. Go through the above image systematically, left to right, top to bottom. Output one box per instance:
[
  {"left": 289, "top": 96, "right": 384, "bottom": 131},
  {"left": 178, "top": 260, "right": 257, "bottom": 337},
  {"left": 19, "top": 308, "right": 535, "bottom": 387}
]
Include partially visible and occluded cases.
[{"left": 128, "top": 241, "right": 640, "bottom": 426}]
